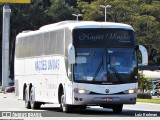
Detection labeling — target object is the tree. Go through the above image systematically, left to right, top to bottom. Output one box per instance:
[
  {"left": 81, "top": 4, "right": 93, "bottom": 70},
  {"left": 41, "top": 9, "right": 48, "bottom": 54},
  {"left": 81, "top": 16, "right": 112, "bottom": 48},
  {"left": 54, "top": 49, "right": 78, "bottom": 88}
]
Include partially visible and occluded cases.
[
  {"left": 46, "top": 0, "right": 79, "bottom": 22},
  {"left": 77, "top": 0, "right": 160, "bottom": 65},
  {"left": 138, "top": 71, "right": 151, "bottom": 92}
]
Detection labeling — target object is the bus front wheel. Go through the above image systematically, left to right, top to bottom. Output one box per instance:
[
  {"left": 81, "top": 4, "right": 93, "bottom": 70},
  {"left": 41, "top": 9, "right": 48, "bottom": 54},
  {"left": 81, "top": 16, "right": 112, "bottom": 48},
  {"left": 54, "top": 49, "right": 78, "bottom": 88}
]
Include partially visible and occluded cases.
[
  {"left": 30, "top": 87, "right": 41, "bottom": 109},
  {"left": 60, "top": 94, "right": 72, "bottom": 113},
  {"left": 112, "top": 104, "right": 123, "bottom": 113}
]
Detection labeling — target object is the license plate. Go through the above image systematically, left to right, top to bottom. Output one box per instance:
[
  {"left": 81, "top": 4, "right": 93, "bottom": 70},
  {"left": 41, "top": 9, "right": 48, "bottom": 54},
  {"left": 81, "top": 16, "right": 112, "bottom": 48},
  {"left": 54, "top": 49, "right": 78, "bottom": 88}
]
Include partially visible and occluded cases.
[{"left": 103, "top": 98, "right": 112, "bottom": 101}]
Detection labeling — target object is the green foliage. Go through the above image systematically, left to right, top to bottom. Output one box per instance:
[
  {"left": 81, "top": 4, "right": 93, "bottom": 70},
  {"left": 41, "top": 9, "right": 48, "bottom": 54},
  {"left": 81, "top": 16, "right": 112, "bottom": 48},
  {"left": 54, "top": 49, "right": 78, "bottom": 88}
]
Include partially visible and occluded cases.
[
  {"left": 46, "top": 0, "right": 79, "bottom": 22},
  {"left": 77, "top": 0, "right": 160, "bottom": 50},
  {"left": 77, "top": 0, "right": 106, "bottom": 21},
  {"left": 10, "top": 4, "right": 49, "bottom": 31},
  {"left": 138, "top": 71, "right": 151, "bottom": 91},
  {"left": 138, "top": 71, "right": 147, "bottom": 88},
  {"left": 137, "top": 93, "right": 152, "bottom": 99},
  {"left": 137, "top": 98, "right": 160, "bottom": 104}
]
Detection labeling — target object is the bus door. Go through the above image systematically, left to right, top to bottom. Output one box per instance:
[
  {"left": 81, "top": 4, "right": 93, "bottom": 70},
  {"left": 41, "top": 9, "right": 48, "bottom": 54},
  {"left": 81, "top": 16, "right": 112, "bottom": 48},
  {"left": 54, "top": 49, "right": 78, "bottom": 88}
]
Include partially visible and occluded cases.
[{"left": 65, "top": 64, "right": 74, "bottom": 104}]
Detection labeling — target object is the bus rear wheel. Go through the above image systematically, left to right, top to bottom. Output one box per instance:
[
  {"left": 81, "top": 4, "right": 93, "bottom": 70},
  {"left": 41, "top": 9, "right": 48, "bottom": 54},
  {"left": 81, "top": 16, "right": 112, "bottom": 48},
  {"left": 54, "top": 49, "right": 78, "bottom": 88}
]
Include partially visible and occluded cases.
[
  {"left": 30, "top": 87, "right": 41, "bottom": 109},
  {"left": 24, "top": 88, "right": 31, "bottom": 109},
  {"left": 60, "top": 94, "right": 72, "bottom": 113}
]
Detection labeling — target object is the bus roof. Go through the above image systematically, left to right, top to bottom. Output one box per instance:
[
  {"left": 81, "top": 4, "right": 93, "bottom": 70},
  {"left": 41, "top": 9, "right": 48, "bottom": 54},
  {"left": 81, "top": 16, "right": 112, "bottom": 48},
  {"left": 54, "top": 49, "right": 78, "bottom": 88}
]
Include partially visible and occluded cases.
[
  {"left": 39, "top": 20, "right": 134, "bottom": 31},
  {"left": 17, "top": 21, "right": 134, "bottom": 39}
]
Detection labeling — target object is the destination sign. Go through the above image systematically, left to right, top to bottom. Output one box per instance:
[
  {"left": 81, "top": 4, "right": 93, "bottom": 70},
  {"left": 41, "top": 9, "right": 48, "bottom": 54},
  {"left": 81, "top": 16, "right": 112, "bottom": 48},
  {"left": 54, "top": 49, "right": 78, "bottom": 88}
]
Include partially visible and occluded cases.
[{"left": 73, "top": 28, "right": 135, "bottom": 47}]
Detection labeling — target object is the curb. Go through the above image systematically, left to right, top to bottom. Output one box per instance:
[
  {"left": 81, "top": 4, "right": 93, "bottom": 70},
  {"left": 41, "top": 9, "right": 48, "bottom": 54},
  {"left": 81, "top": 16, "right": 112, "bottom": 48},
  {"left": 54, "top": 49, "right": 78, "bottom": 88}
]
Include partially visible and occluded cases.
[{"left": 137, "top": 102, "right": 160, "bottom": 106}]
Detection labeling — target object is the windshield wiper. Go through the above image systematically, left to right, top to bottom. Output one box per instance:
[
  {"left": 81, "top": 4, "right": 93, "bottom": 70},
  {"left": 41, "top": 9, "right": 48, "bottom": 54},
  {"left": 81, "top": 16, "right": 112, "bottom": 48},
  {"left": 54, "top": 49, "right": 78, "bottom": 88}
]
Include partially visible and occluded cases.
[
  {"left": 108, "top": 52, "right": 123, "bottom": 83},
  {"left": 93, "top": 60, "right": 103, "bottom": 81},
  {"left": 109, "top": 63, "right": 123, "bottom": 83}
]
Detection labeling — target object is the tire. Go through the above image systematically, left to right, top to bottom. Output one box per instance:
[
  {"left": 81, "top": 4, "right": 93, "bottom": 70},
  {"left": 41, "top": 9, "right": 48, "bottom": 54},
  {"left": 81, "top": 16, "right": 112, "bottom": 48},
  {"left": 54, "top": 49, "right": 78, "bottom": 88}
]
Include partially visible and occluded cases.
[
  {"left": 30, "top": 87, "right": 41, "bottom": 109},
  {"left": 24, "top": 88, "right": 31, "bottom": 109},
  {"left": 60, "top": 94, "right": 72, "bottom": 113},
  {"left": 112, "top": 104, "right": 123, "bottom": 113},
  {"left": 78, "top": 105, "right": 87, "bottom": 109}
]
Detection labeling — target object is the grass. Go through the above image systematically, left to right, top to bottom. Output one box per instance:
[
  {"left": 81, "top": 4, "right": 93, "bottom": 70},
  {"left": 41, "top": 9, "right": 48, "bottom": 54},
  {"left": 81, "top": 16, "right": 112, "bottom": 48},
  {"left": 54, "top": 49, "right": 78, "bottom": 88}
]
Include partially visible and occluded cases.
[
  {"left": 0, "top": 87, "right": 4, "bottom": 93},
  {"left": 0, "top": 89, "right": 3, "bottom": 93},
  {"left": 137, "top": 98, "right": 160, "bottom": 104}
]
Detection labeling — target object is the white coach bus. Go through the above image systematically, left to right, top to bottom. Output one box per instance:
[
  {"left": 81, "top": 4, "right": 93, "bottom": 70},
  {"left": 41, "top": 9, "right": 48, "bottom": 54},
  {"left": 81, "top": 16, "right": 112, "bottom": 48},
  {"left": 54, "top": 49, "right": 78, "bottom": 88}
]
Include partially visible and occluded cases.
[{"left": 14, "top": 21, "right": 148, "bottom": 113}]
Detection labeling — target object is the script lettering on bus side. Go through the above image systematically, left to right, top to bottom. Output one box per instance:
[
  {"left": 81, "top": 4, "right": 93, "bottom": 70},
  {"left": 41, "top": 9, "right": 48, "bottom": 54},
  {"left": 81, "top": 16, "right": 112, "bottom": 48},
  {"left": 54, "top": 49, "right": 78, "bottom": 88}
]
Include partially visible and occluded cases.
[
  {"left": 78, "top": 33, "right": 131, "bottom": 43},
  {"left": 35, "top": 59, "right": 60, "bottom": 71}
]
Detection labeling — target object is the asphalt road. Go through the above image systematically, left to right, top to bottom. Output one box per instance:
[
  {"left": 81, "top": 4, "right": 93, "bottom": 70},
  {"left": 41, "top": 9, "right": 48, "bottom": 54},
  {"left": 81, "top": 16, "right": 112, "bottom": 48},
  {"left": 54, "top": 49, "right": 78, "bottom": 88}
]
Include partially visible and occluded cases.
[{"left": 0, "top": 93, "right": 160, "bottom": 119}]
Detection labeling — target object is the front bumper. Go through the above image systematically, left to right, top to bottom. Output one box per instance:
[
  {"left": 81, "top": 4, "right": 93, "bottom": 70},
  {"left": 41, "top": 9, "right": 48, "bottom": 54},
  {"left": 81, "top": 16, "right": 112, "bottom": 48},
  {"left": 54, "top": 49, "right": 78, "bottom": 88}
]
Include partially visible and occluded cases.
[{"left": 72, "top": 93, "right": 137, "bottom": 105}]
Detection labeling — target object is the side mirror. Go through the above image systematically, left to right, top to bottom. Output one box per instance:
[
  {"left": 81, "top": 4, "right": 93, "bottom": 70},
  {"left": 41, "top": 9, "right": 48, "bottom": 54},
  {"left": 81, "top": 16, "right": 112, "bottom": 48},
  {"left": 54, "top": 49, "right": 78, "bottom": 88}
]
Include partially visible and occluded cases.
[
  {"left": 68, "top": 44, "right": 75, "bottom": 64},
  {"left": 138, "top": 45, "right": 148, "bottom": 66}
]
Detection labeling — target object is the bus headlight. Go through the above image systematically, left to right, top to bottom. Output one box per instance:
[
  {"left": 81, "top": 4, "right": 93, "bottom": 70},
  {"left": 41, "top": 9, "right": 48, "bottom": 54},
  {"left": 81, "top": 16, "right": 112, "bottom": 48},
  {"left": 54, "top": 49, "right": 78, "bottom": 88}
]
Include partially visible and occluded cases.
[
  {"left": 74, "top": 88, "right": 90, "bottom": 94},
  {"left": 123, "top": 89, "right": 137, "bottom": 94}
]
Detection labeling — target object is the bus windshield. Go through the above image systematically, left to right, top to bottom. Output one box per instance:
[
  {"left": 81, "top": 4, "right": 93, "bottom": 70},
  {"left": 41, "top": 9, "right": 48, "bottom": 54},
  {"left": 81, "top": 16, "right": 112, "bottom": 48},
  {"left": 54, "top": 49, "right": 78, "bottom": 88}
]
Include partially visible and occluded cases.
[{"left": 73, "top": 48, "right": 137, "bottom": 84}]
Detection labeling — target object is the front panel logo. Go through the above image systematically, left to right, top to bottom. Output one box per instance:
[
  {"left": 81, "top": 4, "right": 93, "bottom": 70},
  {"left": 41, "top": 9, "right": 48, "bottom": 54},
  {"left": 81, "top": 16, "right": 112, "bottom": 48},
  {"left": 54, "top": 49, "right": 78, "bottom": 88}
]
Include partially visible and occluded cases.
[{"left": 105, "top": 89, "right": 110, "bottom": 93}]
